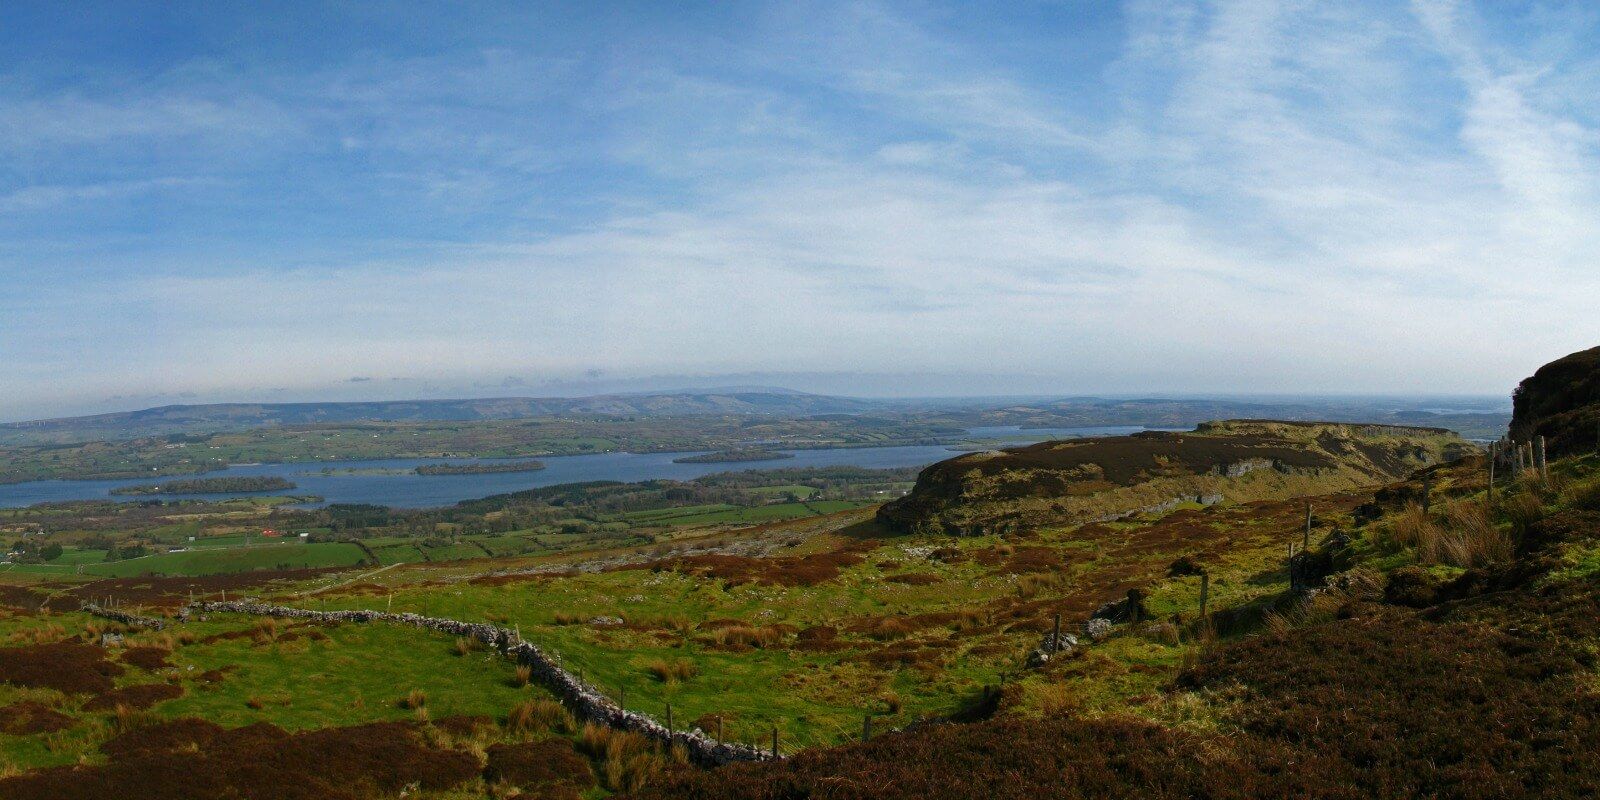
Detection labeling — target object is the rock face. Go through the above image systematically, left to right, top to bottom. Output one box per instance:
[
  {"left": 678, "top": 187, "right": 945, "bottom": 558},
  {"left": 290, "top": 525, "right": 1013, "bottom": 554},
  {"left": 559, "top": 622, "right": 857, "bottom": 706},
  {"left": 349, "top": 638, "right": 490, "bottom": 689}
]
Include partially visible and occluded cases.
[
  {"left": 1511, "top": 346, "right": 1600, "bottom": 458},
  {"left": 878, "top": 420, "right": 1470, "bottom": 534}
]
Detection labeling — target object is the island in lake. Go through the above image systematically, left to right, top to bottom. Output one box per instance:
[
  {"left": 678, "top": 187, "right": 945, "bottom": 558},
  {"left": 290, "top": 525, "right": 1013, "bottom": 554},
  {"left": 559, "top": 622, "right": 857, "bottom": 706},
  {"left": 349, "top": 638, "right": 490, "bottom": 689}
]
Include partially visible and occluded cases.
[
  {"left": 672, "top": 448, "right": 796, "bottom": 464},
  {"left": 414, "top": 460, "right": 547, "bottom": 475},
  {"left": 110, "top": 476, "right": 297, "bottom": 495}
]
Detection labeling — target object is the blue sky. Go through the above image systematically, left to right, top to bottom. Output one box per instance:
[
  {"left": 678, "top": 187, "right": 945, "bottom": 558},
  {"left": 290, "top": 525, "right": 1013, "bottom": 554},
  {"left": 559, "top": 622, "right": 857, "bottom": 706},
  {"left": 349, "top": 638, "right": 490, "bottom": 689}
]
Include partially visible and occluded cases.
[{"left": 3, "top": 1, "right": 1599, "bottom": 421}]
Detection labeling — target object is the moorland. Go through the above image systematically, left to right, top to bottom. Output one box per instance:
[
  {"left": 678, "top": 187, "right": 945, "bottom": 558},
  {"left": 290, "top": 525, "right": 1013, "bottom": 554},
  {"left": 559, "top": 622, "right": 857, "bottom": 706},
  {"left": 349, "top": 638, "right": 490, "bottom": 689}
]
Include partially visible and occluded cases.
[{"left": 3, "top": 361, "right": 1589, "bottom": 799}]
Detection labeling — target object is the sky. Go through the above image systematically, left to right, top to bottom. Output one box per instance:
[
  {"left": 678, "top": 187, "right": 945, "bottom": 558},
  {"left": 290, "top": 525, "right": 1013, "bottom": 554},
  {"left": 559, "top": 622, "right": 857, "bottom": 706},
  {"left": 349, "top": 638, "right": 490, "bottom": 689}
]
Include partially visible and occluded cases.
[{"left": 2, "top": 1, "right": 1599, "bottom": 421}]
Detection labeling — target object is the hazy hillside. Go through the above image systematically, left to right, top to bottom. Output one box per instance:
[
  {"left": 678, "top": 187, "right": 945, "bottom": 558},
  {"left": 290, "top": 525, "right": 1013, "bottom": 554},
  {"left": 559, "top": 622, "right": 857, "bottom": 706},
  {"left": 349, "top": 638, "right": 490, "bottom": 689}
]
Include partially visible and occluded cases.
[
  {"left": 0, "top": 391, "right": 885, "bottom": 445},
  {"left": 0, "top": 392, "right": 1509, "bottom": 447}
]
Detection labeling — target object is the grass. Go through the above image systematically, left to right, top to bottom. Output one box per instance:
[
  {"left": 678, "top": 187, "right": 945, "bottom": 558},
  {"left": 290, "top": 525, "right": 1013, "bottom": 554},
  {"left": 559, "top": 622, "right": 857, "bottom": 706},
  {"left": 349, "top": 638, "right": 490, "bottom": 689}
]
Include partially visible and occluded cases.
[{"left": 75, "top": 542, "right": 367, "bottom": 578}]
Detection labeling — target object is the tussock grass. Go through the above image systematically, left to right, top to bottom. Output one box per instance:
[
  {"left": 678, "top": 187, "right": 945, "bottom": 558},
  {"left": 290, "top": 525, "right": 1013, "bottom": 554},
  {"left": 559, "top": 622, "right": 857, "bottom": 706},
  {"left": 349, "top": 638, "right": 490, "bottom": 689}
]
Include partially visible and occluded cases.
[
  {"left": 1390, "top": 502, "right": 1513, "bottom": 568},
  {"left": 1017, "top": 571, "right": 1067, "bottom": 598},
  {"left": 249, "top": 618, "right": 279, "bottom": 645},
  {"left": 867, "top": 618, "right": 915, "bottom": 641},
  {"left": 6, "top": 623, "right": 65, "bottom": 646},
  {"left": 710, "top": 624, "right": 784, "bottom": 648},
  {"left": 644, "top": 657, "right": 697, "bottom": 683},
  {"left": 511, "top": 664, "right": 532, "bottom": 687},
  {"left": 399, "top": 689, "right": 427, "bottom": 710},
  {"left": 507, "top": 698, "right": 574, "bottom": 735},
  {"left": 580, "top": 723, "right": 670, "bottom": 793}
]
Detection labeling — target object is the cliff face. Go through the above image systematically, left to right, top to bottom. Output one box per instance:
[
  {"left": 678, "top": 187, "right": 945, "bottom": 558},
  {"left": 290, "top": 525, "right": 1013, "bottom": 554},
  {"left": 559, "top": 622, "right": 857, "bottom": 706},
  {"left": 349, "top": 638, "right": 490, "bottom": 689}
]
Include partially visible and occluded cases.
[
  {"left": 1511, "top": 346, "right": 1600, "bottom": 458},
  {"left": 877, "top": 420, "right": 1470, "bottom": 534}
]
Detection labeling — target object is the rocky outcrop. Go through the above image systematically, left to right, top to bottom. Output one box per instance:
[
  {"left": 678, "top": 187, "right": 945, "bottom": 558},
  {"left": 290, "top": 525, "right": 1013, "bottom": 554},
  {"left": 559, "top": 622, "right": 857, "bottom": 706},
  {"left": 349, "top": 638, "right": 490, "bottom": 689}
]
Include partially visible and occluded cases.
[
  {"left": 1511, "top": 346, "right": 1600, "bottom": 458},
  {"left": 878, "top": 421, "right": 1469, "bottom": 534},
  {"left": 189, "top": 601, "right": 772, "bottom": 765}
]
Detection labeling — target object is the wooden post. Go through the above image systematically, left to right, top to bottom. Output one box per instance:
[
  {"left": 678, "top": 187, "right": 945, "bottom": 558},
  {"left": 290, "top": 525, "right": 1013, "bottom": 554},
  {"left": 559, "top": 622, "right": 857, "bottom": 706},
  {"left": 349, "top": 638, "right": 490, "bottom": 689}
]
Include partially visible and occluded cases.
[
  {"left": 1536, "top": 435, "right": 1548, "bottom": 479},
  {"left": 1488, "top": 443, "right": 1496, "bottom": 503},
  {"left": 1303, "top": 502, "right": 1312, "bottom": 551},
  {"left": 1198, "top": 572, "right": 1210, "bottom": 618},
  {"left": 386, "top": 593, "right": 392, "bottom": 612},
  {"left": 1051, "top": 614, "right": 1061, "bottom": 653},
  {"left": 618, "top": 685, "right": 625, "bottom": 709},
  {"left": 666, "top": 703, "right": 673, "bottom": 737},
  {"left": 862, "top": 714, "right": 872, "bottom": 742},
  {"left": 716, "top": 715, "right": 723, "bottom": 744},
  {"left": 771, "top": 726, "right": 779, "bottom": 759}
]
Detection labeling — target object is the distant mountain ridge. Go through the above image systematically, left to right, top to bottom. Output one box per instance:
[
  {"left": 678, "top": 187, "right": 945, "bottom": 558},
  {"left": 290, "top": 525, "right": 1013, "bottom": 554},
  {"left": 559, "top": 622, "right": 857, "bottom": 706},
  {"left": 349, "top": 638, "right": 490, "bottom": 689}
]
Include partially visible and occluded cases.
[{"left": 0, "top": 391, "right": 884, "bottom": 445}]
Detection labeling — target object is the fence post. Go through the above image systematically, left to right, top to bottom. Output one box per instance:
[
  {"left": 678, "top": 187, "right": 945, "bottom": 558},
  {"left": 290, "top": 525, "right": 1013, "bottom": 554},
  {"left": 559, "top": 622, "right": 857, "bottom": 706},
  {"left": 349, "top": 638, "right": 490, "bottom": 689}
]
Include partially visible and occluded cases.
[
  {"left": 1536, "top": 435, "right": 1548, "bottom": 479},
  {"left": 1488, "top": 442, "right": 1496, "bottom": 502},
  {"left": 1304, "top": 502, "right": 1312, "bottom": 550},
  {"left": 1199, "top": 572, "right": 1210, "bottom": 618},
  {"left": 1051, "top": 614, "right": 1061, "bottom": 653},
  {"left": 666, "top": 703, "right": 673, "bottom": 737},
  {"left": 862, "top": 714, "right": 872, "bottom": 742},
  {"left": 716, "top": 715, "right": 723, "bottom": 744},
  {"left": 772, "top": 726, "right": 779, "bottom": 759}
]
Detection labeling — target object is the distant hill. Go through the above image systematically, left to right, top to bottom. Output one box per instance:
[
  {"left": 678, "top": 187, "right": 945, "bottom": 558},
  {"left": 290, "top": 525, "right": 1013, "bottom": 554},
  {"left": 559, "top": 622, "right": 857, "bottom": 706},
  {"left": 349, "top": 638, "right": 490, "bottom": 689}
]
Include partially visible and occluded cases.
[{"left": 0, "top": 391, "right": 884, "bottom": 445}]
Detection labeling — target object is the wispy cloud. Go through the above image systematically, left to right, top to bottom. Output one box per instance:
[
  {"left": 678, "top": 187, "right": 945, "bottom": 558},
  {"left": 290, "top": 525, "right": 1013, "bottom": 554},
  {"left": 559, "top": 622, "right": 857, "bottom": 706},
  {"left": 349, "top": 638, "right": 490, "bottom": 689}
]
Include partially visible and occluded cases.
[{"left": 3, "top": 1, "right": 1600, "bottom": 420}]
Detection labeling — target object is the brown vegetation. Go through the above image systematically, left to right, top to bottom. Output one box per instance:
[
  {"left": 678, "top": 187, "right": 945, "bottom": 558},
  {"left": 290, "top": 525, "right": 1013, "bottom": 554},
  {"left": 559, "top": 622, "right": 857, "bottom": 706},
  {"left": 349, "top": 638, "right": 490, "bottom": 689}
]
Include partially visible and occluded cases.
[
  {"left": 0, "top": 641, "right": 123, "bottom": 694},
  {"left": 120, "top": 645, "right": 171, "bottom": 671},
  {"left": 82, "top": 682, "right": 183, "bottom": 711},
  {"left": 0, "top": 700, "right": 73, "bottom": 735},
  {"left": 0, "top": 720, "right": 479, "bottom": 800},
  {"left": 484, "top": 739, "right": 594, "bottom": 793}
]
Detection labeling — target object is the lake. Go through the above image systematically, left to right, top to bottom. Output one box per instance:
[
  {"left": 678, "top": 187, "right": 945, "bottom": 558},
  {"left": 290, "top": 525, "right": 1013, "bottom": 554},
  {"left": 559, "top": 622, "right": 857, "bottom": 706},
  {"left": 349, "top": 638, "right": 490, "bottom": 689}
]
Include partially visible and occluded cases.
[{"left": 0, "top": 425, "right": 1152, "bottom": 509}]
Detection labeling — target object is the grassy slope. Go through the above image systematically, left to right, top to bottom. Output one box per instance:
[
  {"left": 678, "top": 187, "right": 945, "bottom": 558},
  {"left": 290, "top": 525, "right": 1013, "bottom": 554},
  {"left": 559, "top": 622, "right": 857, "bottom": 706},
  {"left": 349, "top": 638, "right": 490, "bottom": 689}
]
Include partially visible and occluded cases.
[{"left": 9, "top": 446, "right": 1598, "bottom": 797}]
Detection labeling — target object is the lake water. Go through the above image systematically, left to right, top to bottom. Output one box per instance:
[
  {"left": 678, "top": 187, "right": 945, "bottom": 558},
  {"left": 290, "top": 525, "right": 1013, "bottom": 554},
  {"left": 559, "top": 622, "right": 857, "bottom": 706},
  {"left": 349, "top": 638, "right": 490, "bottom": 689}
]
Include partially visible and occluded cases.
[{"left": 0, "top": 425, "right": 1151, "bottom": 509}]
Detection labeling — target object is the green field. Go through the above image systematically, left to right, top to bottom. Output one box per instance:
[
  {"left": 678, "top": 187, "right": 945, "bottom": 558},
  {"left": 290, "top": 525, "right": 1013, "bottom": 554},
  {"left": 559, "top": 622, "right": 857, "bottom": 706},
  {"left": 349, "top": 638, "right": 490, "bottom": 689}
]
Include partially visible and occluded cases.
[{"left": 76, "top": 542, "right": 367, "bottom": 578}]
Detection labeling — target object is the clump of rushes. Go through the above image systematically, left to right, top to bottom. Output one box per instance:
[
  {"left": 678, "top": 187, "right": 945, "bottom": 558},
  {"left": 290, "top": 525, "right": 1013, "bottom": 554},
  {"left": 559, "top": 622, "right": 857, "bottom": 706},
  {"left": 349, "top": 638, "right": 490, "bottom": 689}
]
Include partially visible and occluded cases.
[
  {"left": 251, "top": 619, "right": 279, "bottom": 644},
  {"left": 711, "top": 625, "right": 784, "bottom": 649},
  {"left": 454, "top": 637, "right": 472, "bottom": 656},
  {"left": 644, "top": 658, "right": 698, "bottom": 683},
  {"left": 512, "top": 665, "right": 533, "bottom": 687},
  {"left": 400, "top": 689, "right": 427, "bottom": 710},
  {"left": 507, "top": 699, "right": 575, "bottom": 735},
  {"left": 580, "top": 723, "right": 667, "bottom": 793}
]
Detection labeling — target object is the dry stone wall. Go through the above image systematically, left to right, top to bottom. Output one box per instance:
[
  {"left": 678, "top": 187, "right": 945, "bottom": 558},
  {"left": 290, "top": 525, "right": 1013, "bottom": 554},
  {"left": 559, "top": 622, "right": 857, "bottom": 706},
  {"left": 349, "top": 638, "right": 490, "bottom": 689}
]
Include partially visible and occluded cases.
[
  {"left": 187, "top": 600, "right": 773, "bottom": 766},
  {"left": 82, "top": 603, "right": 167, "bottom": 630}
]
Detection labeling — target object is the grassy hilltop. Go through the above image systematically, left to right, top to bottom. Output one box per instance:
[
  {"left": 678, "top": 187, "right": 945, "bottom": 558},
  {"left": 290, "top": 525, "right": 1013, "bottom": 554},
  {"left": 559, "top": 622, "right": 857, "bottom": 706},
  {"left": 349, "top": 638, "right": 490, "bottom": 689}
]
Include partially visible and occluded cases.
[{"left": 880, "top": 420, "right": 1470, "bottom": 534}]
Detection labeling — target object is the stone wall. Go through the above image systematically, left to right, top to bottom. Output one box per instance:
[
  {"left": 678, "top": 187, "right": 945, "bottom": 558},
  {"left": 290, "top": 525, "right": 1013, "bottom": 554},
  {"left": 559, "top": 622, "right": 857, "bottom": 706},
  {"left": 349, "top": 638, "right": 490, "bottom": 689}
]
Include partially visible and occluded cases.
[
  {"left": 187, "top": 600, "right": 774, "bottom": 766},
  {"left": 82, "top": 603, "right": 167, "bottom": 630}
]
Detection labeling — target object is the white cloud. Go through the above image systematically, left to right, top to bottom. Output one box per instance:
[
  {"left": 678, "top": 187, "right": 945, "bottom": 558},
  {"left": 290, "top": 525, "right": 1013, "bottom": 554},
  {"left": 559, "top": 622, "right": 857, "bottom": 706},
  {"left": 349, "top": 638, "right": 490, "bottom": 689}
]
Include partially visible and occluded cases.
[{"left": 5, "top": 1, "right": 1600, "bottom": 420}]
